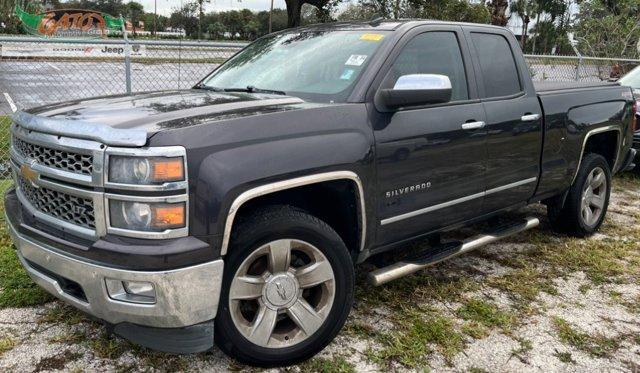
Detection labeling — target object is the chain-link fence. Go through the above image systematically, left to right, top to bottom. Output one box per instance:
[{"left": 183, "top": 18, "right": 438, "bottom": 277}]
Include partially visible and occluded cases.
[
  {"left": 0, "top": 36, "right": 245, "bottom": 191},
  {"left": 1, "top": 37, "right": 639, "bottom": 194},
  {"left": 525, "top": 54, "right": 640, "bottom": 82}
]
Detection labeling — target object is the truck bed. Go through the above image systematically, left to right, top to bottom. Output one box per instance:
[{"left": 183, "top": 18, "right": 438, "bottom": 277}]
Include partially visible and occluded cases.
[{"left": 534, "top": 80, "right": 620, "bottom": 94}]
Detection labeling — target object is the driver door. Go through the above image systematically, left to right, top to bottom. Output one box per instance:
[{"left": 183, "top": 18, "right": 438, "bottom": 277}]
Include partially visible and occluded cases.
[{"left": 372, "top": 26, "right": 488, "bottom": 246}]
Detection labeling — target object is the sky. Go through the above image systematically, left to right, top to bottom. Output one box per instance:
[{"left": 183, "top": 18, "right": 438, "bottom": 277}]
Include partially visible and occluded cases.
[{"left": 135, "top": 0, "right": 289, "bottom": 16}]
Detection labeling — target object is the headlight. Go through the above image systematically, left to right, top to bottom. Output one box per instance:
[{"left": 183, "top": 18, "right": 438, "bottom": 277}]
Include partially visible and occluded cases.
[
  {"left": 108, "top": 156, "right": 184, "bottom": 185},
  {"left": 109, "top": 200, "right": 186, "bottom": 232}
]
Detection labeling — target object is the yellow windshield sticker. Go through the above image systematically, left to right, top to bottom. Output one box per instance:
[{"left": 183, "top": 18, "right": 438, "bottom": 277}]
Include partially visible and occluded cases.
[{"left": 360, "top": 33, "right": 384, "bottom": 41}]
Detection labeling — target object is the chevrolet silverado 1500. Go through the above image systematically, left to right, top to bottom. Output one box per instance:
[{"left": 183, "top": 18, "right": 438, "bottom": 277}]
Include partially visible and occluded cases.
[{"left": 4, "top": 20, "right": 637, "bottom": 366}]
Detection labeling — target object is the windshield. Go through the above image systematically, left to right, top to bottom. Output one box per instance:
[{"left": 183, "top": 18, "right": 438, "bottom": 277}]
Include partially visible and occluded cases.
[
  {"left": 200, "top": 30, "right": 389, "bottom": 103},
  {"left": 620, "top": 66, "right": 640, "bottom": 91}
]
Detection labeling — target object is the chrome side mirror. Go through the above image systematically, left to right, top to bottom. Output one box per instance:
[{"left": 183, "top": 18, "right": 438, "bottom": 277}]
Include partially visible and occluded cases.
[{"left": 376, "top": 74, "right": 453, "bottom": 111}]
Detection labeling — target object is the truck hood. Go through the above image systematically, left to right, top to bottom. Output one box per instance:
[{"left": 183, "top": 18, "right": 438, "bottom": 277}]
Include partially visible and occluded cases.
[{"left": 24, "top": 90, "right": 311, "bottom": 143}]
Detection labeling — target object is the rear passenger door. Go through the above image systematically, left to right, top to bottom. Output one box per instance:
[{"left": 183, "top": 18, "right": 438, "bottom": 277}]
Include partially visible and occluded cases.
[{"left": 465, "top": 28, "right": 543, "bottom": 213}]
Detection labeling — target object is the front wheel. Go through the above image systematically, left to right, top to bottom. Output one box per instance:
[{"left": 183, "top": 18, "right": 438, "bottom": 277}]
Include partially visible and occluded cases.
[
  {"left": 548, "top": 153, "right": 611, "bottom": 237},
  {"left": 215, "top": 206, "right": 354, "bottom": 367}
]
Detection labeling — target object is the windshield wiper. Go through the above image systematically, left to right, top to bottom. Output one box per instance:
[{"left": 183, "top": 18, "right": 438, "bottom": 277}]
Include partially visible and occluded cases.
[
  {"left": 193, "top": 83, "right": 224, "bottom": 92},
  {"left": 194, "top": 84, "right": 286, "bottom": 96},
  {"left": 223, "top": 86, "right": 287, "bottom": 95}
]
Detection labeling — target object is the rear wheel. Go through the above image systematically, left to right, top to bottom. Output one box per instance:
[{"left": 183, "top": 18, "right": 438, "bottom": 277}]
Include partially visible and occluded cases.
[
  {"left": 547, "top": 153, "right": 611, "bottom": 236},
  {"left": 215, "top": 206, "right": 354, "bottom": 367}
]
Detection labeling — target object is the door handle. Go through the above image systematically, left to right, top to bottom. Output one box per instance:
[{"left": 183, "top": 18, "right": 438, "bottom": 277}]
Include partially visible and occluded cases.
[
  {"left": 521, "top": 113, "right": 541, "bottom": 122},
  {"left": 461, "top": 121, "right": 486, "bottom": 130}
]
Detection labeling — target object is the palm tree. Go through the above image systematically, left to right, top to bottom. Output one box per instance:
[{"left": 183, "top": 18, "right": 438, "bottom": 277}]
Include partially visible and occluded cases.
[{"left": 510, "top": 0, "right": 538, "bottom": 50}]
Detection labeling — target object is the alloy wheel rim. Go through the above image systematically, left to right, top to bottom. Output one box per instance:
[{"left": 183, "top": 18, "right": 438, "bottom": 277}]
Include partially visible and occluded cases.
[
  {"left": 580, "top": 167, "right": 607, "bottom": 227},
  {"left": 229, "top": 239, "right": 335, "bottom": 348}
]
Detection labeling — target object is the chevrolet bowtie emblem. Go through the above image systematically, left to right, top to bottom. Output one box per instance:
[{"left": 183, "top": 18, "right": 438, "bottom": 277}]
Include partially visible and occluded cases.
[{"left": 20, "top": 162, "right": 40, "bottom": 187}]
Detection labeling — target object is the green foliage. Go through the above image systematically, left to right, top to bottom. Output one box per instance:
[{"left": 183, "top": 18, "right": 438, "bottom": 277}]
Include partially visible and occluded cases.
[
  {"left": 358, "top": 0, "right": 490, "bottom": 23},
  {"left": 574, "top": 0, "right": 640, "bottom": 58},
  {"left": 0, "top": 236, "right": 54, "bottom": 308},
  {"left": 456, "top": 298, "right": 515, "bottom": 329},
  {"left": 372, "top": 307, "right": 464, "bottom": 367},
  {"left": 552, "top": 317, "right": 622, "bottom": 357},
  {"left": 297, "top": 356, "right": 356, "bottom": 373}
]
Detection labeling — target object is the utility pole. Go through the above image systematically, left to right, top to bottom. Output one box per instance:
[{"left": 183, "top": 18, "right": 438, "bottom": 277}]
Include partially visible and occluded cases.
[
  {"left": 154, "top": 0, "right": 157, "bottom": 39},
  {"left": 268, "top": 0, "right": 274, "bottom": 33}
]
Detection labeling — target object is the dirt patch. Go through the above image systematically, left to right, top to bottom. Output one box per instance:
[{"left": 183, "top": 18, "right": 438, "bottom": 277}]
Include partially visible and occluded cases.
[{"left": 33, "top": 350, "right": 82, "bottom": 372}]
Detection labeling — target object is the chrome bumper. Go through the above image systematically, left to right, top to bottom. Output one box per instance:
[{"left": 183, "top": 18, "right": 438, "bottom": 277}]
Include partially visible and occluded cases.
[{"left": 7, "top": 219, "right": 224, "bottom": 328}]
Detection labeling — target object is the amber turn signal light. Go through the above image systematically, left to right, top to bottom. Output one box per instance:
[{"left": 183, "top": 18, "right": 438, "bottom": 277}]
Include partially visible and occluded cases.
[
  {"left": 151, "top": 158, "right": 184, "bottom": 182},
  {"left": 151, "top": 204, "right": 186, "bottom": 229}
]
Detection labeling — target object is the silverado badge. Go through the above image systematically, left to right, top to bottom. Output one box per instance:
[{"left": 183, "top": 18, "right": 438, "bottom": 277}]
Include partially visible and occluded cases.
[{"left": 385, "top": 182, "right": 431, "bottom": 198}]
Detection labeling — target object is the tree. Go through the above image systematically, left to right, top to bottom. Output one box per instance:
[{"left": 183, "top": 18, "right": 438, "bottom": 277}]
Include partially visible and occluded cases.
[
  {"left": 195, "top": 0, "right": 211, "bottom": 40},
  {"left": 284, "top": 0, "right": 338, "bottom": 27},
  {"left": 360, "top": 0, "right": 490, "bottom": 23},
  {"left": 486, "top": 0, "right": 509, "bottom": 26},
  {"left": 510, "top": 0, "right": 537, "bottom": 49},
  {"left": 573, "top": 0, "right": 640, "bottom": 59},
  {"left": 125, "top": 1, "right": 144, "bottom": 35},
  {"left": 169, "top": 2, "right": 198, "bottom": 38},
  {"left": 336, "top": 3, "right": 376, "bottom": 21},
  {"left": 207, "top": 21, "right": 224, "bottom": 39}
]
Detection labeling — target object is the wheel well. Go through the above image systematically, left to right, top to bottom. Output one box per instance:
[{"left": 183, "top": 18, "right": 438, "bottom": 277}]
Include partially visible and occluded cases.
[
  {"left": 584, "top": 131, "right": 618, "bottom": 169},
  {"left": 232, "top": 179, "right": 362, "bottom": 257}
]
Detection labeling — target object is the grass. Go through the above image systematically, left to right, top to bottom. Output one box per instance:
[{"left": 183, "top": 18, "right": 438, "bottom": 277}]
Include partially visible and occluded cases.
[
  {"left": 0, "top": 234, "right": 54, "bottom": 308},
  {"left": 485, "top": 264, "right": 557, "bottom": 311},
  {"left": 456, "top": 298, "right": 515, "bottom": 330},
  {"left": 37, "top": 303, "right": 86, "bottom": 326},
  {"left": 371, "top": 307, "right": 464, "bottom": 368},
  {"left": 552, "top": 317, "right": 621, "bottom": 358},
  {"left": 88, "top": 332, "right": 130, "bottom": 360},
  {"left": 0, "top": 336, "right": 16, "bottom": 357},
  {"left": 511, "top": 338, "right": 533, "bottom": 362},
  {"left": 33, "top": 350, "right": 82, "bottom": 372},
  {"left": 554, "top": 350, "right": 575, "bottom": 364},
  {"left": 296, "top": 356, "right": 356, "bottom": 373}
]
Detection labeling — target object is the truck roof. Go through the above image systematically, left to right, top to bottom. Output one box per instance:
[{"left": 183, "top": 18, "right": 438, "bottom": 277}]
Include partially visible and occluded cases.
[{"left": 294, "top": 19, "right": 511, "bottom": 33}]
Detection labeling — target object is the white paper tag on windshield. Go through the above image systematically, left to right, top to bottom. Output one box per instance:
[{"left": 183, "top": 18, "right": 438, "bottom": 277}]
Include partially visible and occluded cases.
[{"left": 345, "top": 54, "right": 367, "bottom": 66}]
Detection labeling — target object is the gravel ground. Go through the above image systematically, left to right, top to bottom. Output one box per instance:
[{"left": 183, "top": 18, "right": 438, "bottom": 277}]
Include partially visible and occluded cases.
[{"left": 0, "top": 174, "right": 638, "bottom": 372}]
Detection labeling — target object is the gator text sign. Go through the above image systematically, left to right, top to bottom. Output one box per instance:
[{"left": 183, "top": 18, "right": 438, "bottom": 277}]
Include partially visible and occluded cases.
[{"left": 16, "top": 6, "right": 124, "bottom": 38}]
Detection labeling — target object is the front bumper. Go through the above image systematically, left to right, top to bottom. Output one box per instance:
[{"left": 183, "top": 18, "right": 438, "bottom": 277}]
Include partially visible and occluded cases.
[{"left": 6, "top": 190, "right": 225, "bottom": 351}]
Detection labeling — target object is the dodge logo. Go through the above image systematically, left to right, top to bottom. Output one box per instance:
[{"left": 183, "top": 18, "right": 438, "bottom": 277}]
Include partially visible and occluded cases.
[{"left": 20, "top": 162, "right": 40, "bottom": 188}]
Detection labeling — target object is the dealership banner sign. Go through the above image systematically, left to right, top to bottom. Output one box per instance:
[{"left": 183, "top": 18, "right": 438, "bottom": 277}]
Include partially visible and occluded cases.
[
  {"left": 15, "top": 5, "right": 124, "bottom": 38},
  {"left": 0, "top": 43, "right": 146, "bottom": 58}
]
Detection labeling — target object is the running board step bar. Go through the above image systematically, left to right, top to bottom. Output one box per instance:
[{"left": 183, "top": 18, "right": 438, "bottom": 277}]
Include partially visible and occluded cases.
[{"left": 368, "top": 217, "right": 540, "bottom": 286}]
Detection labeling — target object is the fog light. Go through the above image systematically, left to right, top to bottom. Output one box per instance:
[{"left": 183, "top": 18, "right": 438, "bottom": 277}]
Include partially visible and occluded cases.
[
  {"left": 105, "top": 278, "right": 156, "bottom": 304},
  {"left": 123, "top": 281, "right": 156, "bottom": 298}
]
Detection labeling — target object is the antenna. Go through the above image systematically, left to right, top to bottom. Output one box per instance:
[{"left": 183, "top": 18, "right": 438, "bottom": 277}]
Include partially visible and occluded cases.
[{"left": 369, "top": 16, "right": 384, "bottom": 26}]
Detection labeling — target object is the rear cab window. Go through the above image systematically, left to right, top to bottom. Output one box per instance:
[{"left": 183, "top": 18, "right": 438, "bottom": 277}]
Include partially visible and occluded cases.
[{"left": 471, "top": 32, "right": 523, "bottom": 98}]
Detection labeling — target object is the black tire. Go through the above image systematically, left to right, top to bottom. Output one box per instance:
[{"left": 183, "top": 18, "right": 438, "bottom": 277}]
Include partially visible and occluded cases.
[
  {"left": 547, "top": 153, "right": 611, "bottom": 237},
  {"left": 214, "top": 205, "right": 355, "bottom": 367}
]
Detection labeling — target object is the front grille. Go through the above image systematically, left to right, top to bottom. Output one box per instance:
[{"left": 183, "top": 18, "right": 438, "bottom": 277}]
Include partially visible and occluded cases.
[
  {"left": 12, "top": 135, "right": 93, "bottom": 176},
  {"left": 17, "top": 175, "right": 95, "bottom": 230}
]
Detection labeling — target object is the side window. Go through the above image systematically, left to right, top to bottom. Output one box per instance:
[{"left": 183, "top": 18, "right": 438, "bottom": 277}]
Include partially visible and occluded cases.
[
  {"left": 387, "top": 32, "right": 469, "bottom": 102},
  {"left": 471, "top": 33, "right": 522, "bottom": 98}
]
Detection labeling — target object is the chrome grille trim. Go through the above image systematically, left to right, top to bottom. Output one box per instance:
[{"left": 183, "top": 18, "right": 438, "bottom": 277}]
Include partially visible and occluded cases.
[
  {"left": 10, "top": 117, "right": 189, "bottom": 240},
  {"left": 11, "top": 124, "right": 105, "bottom": 187},
  {"left": 13, "top": 135, "right": 94, "bottom": 175},
  {"left": 11, "top": 161, "right": 107, "bottom": 240},
  {"left": 16, "top": 174, "right": 96, "bottom": 229}
]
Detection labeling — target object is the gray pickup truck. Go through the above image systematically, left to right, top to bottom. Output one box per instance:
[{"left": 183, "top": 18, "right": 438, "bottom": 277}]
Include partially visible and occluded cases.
[{"left": 4, "top": 20, "right": 637, "bottom": 366}]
